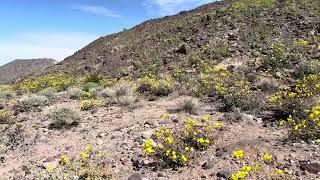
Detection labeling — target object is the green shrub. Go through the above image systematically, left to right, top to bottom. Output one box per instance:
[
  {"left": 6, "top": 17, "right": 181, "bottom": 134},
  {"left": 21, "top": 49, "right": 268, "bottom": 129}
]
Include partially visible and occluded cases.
[
  {"left": 212, "top": 41, "right": 231, "bottom": 61},
  {"left": 262, "top": 41, "right": 292, "bottom": 71},
  {"left": 295, "top": 60, "right": 320, "bottom": 78},
  {"left": 137, "top": 76, "right": 173, "bottom": 96},
  {"left": 82, "top": 82, "right": 100, "bottom": 92},
  {"left": 37, "top": 87, "right": 57, "bottom": 99},
  {"left": 67, "top": 88, "right": 85, "bottom": 100},
  {"left": 15, "top": 95, "right": 49, "bottom": 112},
  {"left": 48, "top": 108, "right": 80, "bottom": 129},
  {"left": 142, "top": 115, "right": 223, "bottom": 167}
]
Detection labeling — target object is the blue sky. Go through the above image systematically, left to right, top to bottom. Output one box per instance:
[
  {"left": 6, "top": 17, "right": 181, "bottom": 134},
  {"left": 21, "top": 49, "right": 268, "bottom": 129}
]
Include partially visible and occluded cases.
[{"left": 0, "top": 0, "right": 214, "bottom": 65}]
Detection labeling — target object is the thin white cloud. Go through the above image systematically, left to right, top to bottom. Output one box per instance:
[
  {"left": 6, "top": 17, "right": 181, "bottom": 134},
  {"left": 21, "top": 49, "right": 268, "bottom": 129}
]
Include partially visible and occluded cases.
[
  {"left": 144, "top": 0, "right": 214, "bottom": 16},
  {"left": 71, "top": 5, "right": 121, "bottom": 18},
  {"left": 0, "top": 32, "right": 99, "bottom": 66}
]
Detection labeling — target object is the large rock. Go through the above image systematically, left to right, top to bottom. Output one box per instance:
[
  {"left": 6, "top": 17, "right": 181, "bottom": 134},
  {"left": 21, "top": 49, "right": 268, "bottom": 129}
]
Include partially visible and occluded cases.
[
  {"left": 176, "top": 44, "right": 191, "bottom": 55},
  {"left": 128, "top": 173, "right": 143, "bottom": 180}
]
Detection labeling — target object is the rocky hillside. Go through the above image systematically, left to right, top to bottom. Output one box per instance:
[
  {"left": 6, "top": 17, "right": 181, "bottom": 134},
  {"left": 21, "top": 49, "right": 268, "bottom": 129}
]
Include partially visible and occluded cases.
[
  {"left": 0, "top": 0, "right": 320, "bottom": 179},
  {"left": 44, "top": 0, "right": 319, "bottom": 78},
  {"left": 0, "top": 58, "right": 57, "bottom": 83}
]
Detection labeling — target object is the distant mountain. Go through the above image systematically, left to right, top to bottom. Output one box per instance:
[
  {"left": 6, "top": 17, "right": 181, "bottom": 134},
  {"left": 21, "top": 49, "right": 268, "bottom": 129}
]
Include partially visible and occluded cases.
[{"left": 0, "top": 58, "right": 57, "bottom": 83}]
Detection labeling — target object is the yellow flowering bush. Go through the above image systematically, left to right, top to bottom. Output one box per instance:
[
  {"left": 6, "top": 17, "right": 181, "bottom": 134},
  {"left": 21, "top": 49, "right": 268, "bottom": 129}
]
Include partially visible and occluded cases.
[
  {"left": 194, "top": 64, "right": 256, "bottom": 111},
  {"left": 14, "top": 74, "right": 76, "bottom": 93},
  {"left": 271, "top": 74, "right": 320, "bottom": 140},
  {"left": 136, "top": 76, "right": 173, "bottom": 96},
  {"left": 80, "top": 99, "right": 100, "bottom": 111},
  {"left": 285, "top": 103, "right": 320, "bottom": 140},
  {"left": 0, "top": 110, "right": 12, "bottom": 124},
  {"left": 142, "top": 114, "right": 223, "bottom": 167},
  {"left": 41, "top": 146, "right": 111, "bottom": 180},
  {"left": 230, "top": 149, "right": 289, "bottom": 179}
]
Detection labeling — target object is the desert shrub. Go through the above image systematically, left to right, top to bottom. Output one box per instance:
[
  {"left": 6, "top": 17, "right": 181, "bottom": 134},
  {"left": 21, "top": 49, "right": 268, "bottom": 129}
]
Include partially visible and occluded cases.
[
  {"left": 212, "top": 41, "right": 231, "bottom": 61},
  {"left": 262, "top": 41, "right": 292, "bottom": 71},
  {"left": 295, "top": 60, "right": 320, "bottom": 78},
  {"left": 194, "top": 64, "right": 257, "bottom": 111},
  {"left": 14, "top": 74, "right": 76, "bottom": 93},
  {"left": 83, "top": 74, "right": 102, "bottom": 84},
  {"left": 271, "top": 74, "right": 320, "bottom": 140},
  {"left": 271, "top": 74, "right": 320, "bottom": 119},
  {"left": 137, "top": 76, "right": 173, "bottom": 96},
  {"left": 82, "top": 82, "right": 100, "bottom": 92},
  {"left": 114, "top": 84, "right": 129, "bottom": 98},
  {"left": 0, "top": 85, "right": 15, "bottom": 100},
  {"left": 37, "top": 87, "right": 57, "bottom": 99},
  {"left": 88, "top": 87, "right": 103, "bottom": 97},
  {"left": 67, "top": 88, "right": 85, "bottom": 100},
  {"left": 97, "top": 88, "right": 116, "bottom": 98},
  {"left": 81, "top": 92, "right": 94, "bottom": 100},
  {"left": 14, "top": 95, "right": 49, "bottom": 112},
  {"left": 117, "top": 95, "right": 138, "bottom": 108},
  {"left": 176, "top": 98, "right": 199, "bottom": 114},
  {"left": 80, "top": 99, "right": 100, "bottom": 111},
  {"left": 281, "top": 103, "right": 320, "bottom": 141},
  {"left": 48, "top": 108, "right": 80, "bottom": 129},
  {"left": 0, "top": 110, "right": 12, "bottom": 124},
  {"left": 142, "top": 115, "right": 223, "bottom": 167},
  {"left": 40, "top": 146, "right": 112, "bottom": 179},
  {"left": 228, "top": 148, "right": 290, "bottom": 180}
]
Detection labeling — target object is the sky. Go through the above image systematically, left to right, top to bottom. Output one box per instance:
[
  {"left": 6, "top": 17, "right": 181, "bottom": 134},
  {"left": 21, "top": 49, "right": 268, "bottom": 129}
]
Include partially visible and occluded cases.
[{"left": 0, "top": 0, "right": 214, "bottom": 66}]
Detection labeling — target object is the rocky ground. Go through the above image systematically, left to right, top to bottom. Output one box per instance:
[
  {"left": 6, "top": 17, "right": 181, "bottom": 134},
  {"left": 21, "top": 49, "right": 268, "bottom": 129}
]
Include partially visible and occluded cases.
[{"left": 1, "top": 92, "right": 319, "bottom": 179}]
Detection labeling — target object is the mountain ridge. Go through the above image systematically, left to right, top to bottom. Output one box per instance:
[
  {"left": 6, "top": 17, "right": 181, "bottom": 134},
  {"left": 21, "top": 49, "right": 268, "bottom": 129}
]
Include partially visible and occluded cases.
[{"left": 0, "top": 58, "right": 57, "bottom": 83}]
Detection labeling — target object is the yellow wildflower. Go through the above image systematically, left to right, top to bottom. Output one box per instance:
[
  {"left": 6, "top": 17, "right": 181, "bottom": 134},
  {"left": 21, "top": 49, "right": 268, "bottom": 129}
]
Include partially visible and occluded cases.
[
  {"left": 232, "top": 149, "right": 244, "bottom": 159},
  {"left": 263, "top": 153, "right": 273, "bottom": 162},
  {"left": 60, "top": 154, "right": 69, "bottom": 165}
]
